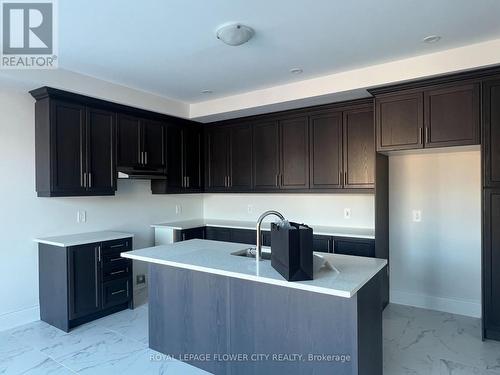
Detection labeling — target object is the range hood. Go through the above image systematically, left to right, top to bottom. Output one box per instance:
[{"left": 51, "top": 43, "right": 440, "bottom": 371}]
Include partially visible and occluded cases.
[{"left": 117, "top": 167, "right": 167, "bottom": 180}]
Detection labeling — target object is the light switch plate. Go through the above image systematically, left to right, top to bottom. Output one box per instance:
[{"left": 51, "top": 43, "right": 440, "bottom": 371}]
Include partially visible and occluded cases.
[
  {"left": 247, "top": 204, "right": 253, "bottom": 214},
  {"left": 175, "top": 205, "right": 182, "bottom": 215},
  {"left": 344, "top": 208, "right": 351, "bottom": 219},
  {"left": 77, "top": 210, "right": 86, "bottom": 223},
  {"left": 412, "top": 210, "right": 422, "bottom": 222}
]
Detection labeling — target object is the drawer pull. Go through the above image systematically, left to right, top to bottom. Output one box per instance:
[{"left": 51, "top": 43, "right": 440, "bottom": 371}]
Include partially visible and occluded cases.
[
  {"left": 110, "top": 243, "right": 126, "bottom": 249},
  {"left": 109, "top": 257, "right": 122, "bottom": 262},
  {"left": 110, "top": 270, "right": 126, "bottom": 276},
  {"left": 111, "top": 289, "right": 126, "bottom": 296}
]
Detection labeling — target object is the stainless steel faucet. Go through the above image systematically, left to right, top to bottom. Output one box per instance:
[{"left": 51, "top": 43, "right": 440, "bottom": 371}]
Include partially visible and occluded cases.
[{"left": 256, "top": 210, "right": 285, "bottom": 262}]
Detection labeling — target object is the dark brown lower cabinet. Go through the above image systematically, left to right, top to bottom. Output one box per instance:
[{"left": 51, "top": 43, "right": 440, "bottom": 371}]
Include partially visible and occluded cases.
[
  {"left": 483, "top": 189, "right": 500, "bottom": 340},
  {"left": 38, "top": 237, "right": 133, "bottom": 332},
  {"left": 334, "top": 237, "right": 376, "bottom": 258}
]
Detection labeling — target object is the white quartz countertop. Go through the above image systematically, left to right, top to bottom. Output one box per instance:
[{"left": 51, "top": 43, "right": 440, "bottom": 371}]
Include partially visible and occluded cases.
[
  {"left": 151, "top": 218, "right": 375, "bottom": 239},
  {"left": 34, "top": 231, "right": 135, "bottom": 247},
  {"left": 121, "top": 239, "right": 386, "bottom": 298}
]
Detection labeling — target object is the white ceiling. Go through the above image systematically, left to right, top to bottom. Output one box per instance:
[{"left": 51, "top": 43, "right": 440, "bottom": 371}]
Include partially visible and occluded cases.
[{"left": 59, "top": 0, "right": 500, "bottom": 103}]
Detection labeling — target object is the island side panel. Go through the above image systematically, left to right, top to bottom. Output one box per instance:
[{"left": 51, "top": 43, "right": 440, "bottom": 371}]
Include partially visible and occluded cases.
[
  {"left": 149, "top": 263, "right": 384, "bottom": 375},
  {"left": 148, "top": 264, "right": 230, "bottom": 375},
  {"left": 356, "top": 268, "right": 384, "bottom": 375},
  {"left": 228, "top": 276, "right": 359, "bottom": 375}
]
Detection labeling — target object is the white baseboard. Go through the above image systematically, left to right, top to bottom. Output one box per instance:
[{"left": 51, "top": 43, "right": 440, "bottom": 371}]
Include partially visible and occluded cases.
[
  {"left": 390, "top": 290, "right": 481, "bottom": 318},
  {"left": 0, "top": 305, "right": 40, "bottom": 332}
]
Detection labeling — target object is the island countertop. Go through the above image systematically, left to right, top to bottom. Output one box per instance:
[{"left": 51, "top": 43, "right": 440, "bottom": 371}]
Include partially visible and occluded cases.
[{"left": 121, "top": 239, "right": 386, "bottom": 298}]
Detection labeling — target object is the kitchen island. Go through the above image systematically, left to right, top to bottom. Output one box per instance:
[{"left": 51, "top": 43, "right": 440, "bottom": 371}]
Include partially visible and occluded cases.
[{"left": 122, "top": 239, "right": 387, "bottom": 375}]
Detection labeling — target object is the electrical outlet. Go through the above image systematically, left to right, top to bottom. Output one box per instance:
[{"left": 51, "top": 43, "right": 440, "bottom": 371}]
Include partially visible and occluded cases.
[
  {"left": 247, "top": 204, "right": 253, "bottom": 214},
  {"left": 175, "top": 205, "right": 182, "bottom": 215},
  {"left": 344, "top": 208, "right": 351, "bottom": 219},
  {"left": 77, "top": 210, "right": 86, "bottom": 223},
  {"left": 412, "top": 210, "right": 422, "bottom": 222},
  {"left": 136, "top": 274, "right": 146, "bottom": 285}
]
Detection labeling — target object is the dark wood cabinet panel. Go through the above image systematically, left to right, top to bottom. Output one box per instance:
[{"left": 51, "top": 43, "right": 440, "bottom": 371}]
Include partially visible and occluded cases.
[
  {"left": 483, "top": 79, "right": 500, "bottom": 188},
  {"left": 424, "top": 83, "right": 480, "bottom": 148},
  {"left": 376, "top": 92, "right": 423, "bottom": 151},
  {"left": 52, "top": 101, "right": 87, "bottom": 194},
  {"left": 343, "top": 107, "right": 375, "bottom": 188},
  {"left": 86, "top": 108, "right": 115, "bottom": 193},
  {"left": 309, "top": 111, "right": 343, "bottom": 189},
  {"left": 117, "top": 115, "right": 141, "bottom": 168},
  {"left": 280, "top": 116, "right": 309, "bottom": 189},
  {"left": 142, "top": 120, "right": 166, "bottom": 168},
  {"left": 253, "top": 120, "right": 280, "bottom": 191},
  {"left": 229, "top": 124, "right": 253, "bottom": 191},
  {"left": 166, "top": 125, "right": 184, "bottom": 190},
  {"left": 184, "top": 126, "right": 203, "bottom": 191},
  {"left": 206, "top": 127, "right": 229, "bottom": 191},
  {"left": 484, "top": 189, "right": 500, "bottom": 340},
  {"left": 180, "top": 227, "right": 206, "bottom": 241},
  {"left": 205, "top": 227, "right": 232, "bottom": 242},
  {"left": 230, "top": 228, "right": 256, "bottom": 245},
  {"left": 313, "top": 235, "right": 333, "bottom": 253},
  {"left": 334, "top": 237, "right": 375, "bottom": 258},
  {"left": 68, "top": 243, "right": 101, "bottom": 320},
  {"left": 102, "top": 278, "right": 131, "bottom": 309}
]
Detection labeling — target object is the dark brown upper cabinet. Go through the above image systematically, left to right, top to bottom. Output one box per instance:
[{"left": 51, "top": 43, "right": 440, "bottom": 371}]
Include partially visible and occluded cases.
[
  {"left": 483, "top": 78, "right": 500, "bottom": 188},
  {"left": 375, "top": 82, "right": 480, "bottom": 152},
  {"left": 424, "top": 83, "right": 480, "bottom": 148},
  {"left": 376, "top": 92, "right": 424, "bottom": 152},
  {"left": 33, "top": 97, "right": 115, "bottom": 197},
  {"left": 343, "top": 107, "right": 375, "bottom": 188},
  {"left": 309, "top": 111, "right": 343, "bottom": 189},
  {"left": 117, "top": 115, "right": 165, "bottom": 170},
  {"left": 280, "top": 116, "right": 309, "bottom": 190},
  {"left": 253, "top": 120, "right": 281, "bottom": 191},
  {"left": 151, "top": 122, "right": 203, "bottom": 194},
  {"left": 205, "top": 123, "right": 253, "bottom": 192},
  {"left": 229, "top": 124, "right": 253, "bottom": 191},
  {"left": 206, "top": 127, "right": 230, "bottom": 191}
]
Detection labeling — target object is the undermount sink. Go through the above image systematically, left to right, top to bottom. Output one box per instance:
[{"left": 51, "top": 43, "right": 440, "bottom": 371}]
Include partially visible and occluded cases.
[{"left": 231, "top": 247, "right": 271, "bottom": 260}]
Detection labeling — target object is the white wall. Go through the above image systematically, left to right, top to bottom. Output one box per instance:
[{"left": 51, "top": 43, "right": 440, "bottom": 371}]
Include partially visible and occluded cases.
[
  {"left": 0, "top": 88, "right": 203, "bottom": 331},
  {"left": 389, "top": 149, "right": 481, "bottom": 317},
  {"left": 203, "top": 193, "right": 374, "bottom": 228}
]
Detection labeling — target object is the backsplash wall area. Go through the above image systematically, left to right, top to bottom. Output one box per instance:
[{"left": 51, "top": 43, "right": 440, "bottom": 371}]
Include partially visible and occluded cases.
[{"left": 202, "top": 193, "right": 375, "bottom": 228}]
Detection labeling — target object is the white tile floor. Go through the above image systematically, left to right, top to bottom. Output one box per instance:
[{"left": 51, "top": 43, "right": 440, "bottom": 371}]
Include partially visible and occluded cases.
[{"left": 2, "top": 303, "right": 500, "bottom": 374}]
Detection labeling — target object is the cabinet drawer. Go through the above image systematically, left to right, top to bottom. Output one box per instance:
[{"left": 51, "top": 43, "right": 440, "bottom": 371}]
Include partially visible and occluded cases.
[
  {"left": 313, "top": 235, "right": 333, "bottom": 253},
  {"left": 101, "top": 238, "right": 132, "bottom": 253},
  {"left": 102, "top": 261, "right": 131, "bottom": 282},
  {"left": 102, "top": 278, "right": 131, "bottom": 309}
]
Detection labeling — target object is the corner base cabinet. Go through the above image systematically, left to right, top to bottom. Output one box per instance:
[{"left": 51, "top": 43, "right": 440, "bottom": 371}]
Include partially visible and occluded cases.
[{"left": 38, "top": 236, "right": 133, "bottom": 332}]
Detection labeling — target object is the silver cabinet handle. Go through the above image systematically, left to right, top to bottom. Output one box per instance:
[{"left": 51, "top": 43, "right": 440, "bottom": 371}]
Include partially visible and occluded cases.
[
  {"left": 425, "top": 127, "right": 430, "bottom": 144},
  {"left": 144, "top": 152, "right": 148, "bottom": 165},
  {"left": 88, "top": 173, "right": 92, "bottom": 188},
  {"left": 228, "top": 175, "right": 232, "bottom": 187},
  {"left": 187, "top": 176, "right": 190, "bottom": 188},
  {"left": 110, "top": 243, "right": 125, "bottom": 249},
  {"left": 98, "top": 246, "right": 101, "bottom": 262},
  {"left": 110, "top": 257, "right": 122, "bottom": 262},
  {"left": 110, "top": 270, "right": 126, "bottom": 276},
  {"left": 111, "top": 289, "right": 126, "bottom": 296}
]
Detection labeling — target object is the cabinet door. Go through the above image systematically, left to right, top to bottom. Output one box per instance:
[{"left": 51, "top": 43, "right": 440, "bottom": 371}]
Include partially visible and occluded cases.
[
  {"left": 484, "top": 79, "right": 500, "bottom": 188},
  {"left": 424, "top": 83, "right": 480, "bottom": 148},
  {"left": 376, "top": 92, "right": 423, "bottom": 151},
  {"left": 51, "top": 100, "right": 86, "bottom": 194},
  {"left": 343, "top": 107, "right": 375, "bottom": 189},
  {"left": 86, "top": 108, "right": 115, "bottom": 194},
  {"left": 309, "top": 111, "right": 343, "bottom": 189},
  {"left": 117, "top": 115, "right": 141, "bottom": 167},
  {"left": 280, "top": 116, "right": 309, "bottom": 189},
  {"left": 142, "top": 120, "right": 166, "bottom": 169},
  {"left": 253, "top": 120, "right": 280, "bottom": 191},
  {"left": 229, "top": 124, "right": 253, "bottom": 191},
  {"left": 166, "top": 125, "right": 184, "bottom": 190},
  {"left": 183, "top": 126, "right": 203, "bottom": 190},
  {"left": 206, "top": 127, "right": 229, "bottom": 191},
  {"left": 484, "top": 189, "right": 500, "bottom": 339},
  {"left": 180, "top": 227, "right": 206, "bottom": 241},
  {"left": 205, "top": 227, "right": 231, "bottom": 242},
  {"left": 230, "top": 229, "right": 257, "bottom": 245},
  {"left": 313, "top": 235, "right": 333, "bottom": 253},
  {"left": 334, "top": 238, "right": 375, "bottom": 258},
  {"left": 68, "top": 243, "right": 101, "bottom": 320}
]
